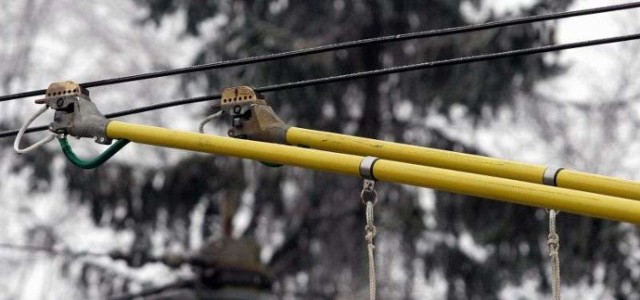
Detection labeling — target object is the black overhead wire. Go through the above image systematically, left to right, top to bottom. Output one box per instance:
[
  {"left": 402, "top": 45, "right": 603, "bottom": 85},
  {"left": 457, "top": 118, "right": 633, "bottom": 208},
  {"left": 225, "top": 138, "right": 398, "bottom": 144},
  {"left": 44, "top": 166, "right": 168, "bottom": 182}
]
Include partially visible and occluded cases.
[
  {"left": 0, "top": 1, "right": 639, "bottom": 102},
  {"left": 1, "top": 31, "right": 640, "bottom": 139},
  {"left": 0, "top": 94, "right": 221, "bottom": 138},
  {"left": 0, "top": 242, "right": 107, "bottom": 257},
  {"left": 0, "top": 242, "right": 210, "bottom": 268}
]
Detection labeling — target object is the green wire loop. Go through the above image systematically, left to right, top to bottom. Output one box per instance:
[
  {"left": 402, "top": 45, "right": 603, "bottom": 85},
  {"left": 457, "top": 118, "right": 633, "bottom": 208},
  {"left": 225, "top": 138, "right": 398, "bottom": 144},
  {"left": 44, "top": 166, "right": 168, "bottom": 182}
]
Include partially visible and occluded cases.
[{"left": 58, "top": 137, "right": 130, "bottom": 169}]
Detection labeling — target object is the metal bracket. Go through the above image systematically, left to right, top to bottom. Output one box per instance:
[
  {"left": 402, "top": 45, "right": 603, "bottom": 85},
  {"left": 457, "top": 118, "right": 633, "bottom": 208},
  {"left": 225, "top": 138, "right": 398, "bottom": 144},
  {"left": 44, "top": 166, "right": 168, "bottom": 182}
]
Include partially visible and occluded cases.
[
  {"left": 35, "top": 81, "right": 111, "bottom": 144},
  {"left": 219, "top": 86, "right": 290, "bottom": 143},
  {"left": 359, "top": 156, "right": 379, "bottom": 181},
  {"left": 359, "top": 156, "right": 379, "bottom": 204},
  {"left": 543, "top": 166, "right": 563, "bottom": 186},
  {"left": 543, "top": 166, "right": 563, "bottom": 216}
]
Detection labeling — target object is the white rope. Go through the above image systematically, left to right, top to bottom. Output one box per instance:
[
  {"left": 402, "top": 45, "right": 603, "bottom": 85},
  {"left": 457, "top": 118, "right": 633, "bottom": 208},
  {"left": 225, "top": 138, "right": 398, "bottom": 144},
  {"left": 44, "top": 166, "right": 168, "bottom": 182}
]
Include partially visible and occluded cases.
[
  {"left": 14, "top": 105, "right": 56, "bottom": 154},
  {"left": 198, "top": 111, "right": 223, "bottom": 133},
  {"left": 361, "top": 179, "right": 377, "bottom": 300},
  {"left": 365, "top": 201, "right": 377, "bottom": 300},
  {"left": 548, "top": 209, "right": 561, "bottom": 300}
]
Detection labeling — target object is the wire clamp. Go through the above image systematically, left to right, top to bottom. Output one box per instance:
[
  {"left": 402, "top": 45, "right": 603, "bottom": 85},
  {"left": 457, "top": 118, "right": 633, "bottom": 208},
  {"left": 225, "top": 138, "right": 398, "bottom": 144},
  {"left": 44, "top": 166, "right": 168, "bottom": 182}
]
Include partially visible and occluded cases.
[
  {"left": 19, "top": 81, "right": 129, "bottom": 168},
  {"left": 35, "top": 81, "right": 111, "bottom": 144},
  {"left": 219, "top": 86, "right": 290, "bottom": 143},
  {"left": 359, "top": 156, "right": 379, "bottom": 180},
  {"left": 360, "top": 156, "right": 379, "bottom": 204},
  {"left": 543, "top": 166, "right": 563, "bottom": 186}
]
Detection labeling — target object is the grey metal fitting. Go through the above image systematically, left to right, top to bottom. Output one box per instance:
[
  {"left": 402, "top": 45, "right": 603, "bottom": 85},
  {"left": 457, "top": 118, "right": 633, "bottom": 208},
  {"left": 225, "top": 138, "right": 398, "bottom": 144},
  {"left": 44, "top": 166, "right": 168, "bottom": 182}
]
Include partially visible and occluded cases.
[
  {"left": 37, "top": 86, "right": 110, "bottom": 144},
  {"left": 218, "top": 86, "right": 290, "bottom": 144},
  {"left": 226, "top": 101, "right": 290, "bottom": 144},
  {"left": 359, "top": 156, "right": 379, "bottom": 180},
  {"left": 543, "top": 166, "right": 563, "bottom": 186}
]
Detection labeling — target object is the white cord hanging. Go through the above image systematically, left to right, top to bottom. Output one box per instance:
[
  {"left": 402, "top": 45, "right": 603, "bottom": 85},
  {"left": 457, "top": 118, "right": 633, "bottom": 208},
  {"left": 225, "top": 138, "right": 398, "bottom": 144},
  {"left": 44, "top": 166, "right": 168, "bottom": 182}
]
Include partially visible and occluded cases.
[
  {"left": 14, "top": 105, "right": 56, "bottom": 154},
  {"left": 198, "top": 111, "right": 223, "bottom": 133},
  {"left": 358, "top": 157, "right": 379, "bottom": 300},
  {"left": 361, "top": 178, "right": 378, "bottom": 300},
  {"left": 365, "top": 200, "right": 377, "bottom": 300},
  {"left": 548, "top": 209, "right": 561, "bottom": 300}
]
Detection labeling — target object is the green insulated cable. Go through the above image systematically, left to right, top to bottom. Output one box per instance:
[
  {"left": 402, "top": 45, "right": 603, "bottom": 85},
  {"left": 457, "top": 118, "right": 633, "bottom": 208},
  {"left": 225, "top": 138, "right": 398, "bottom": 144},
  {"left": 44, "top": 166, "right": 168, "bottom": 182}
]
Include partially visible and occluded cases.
[{"left": 58, "top": 137, "right": 130, "bottom": 169}]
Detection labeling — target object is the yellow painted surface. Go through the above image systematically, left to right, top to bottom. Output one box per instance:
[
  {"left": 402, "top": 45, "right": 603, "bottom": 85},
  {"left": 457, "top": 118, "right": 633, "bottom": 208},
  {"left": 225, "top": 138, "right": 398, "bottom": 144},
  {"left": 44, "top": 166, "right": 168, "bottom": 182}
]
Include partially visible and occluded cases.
[
  {"left": 107, "top": 121, "right": 640, "bottom": 224},
  {"left": 107, "top": 121, "right": 362, "bottom": 176},
  {"left": 287, "top": 127, "right": 640, "bottom": 201},
  {"left": 287, "top": 127, "right": 544, "bottom": 182},
  {"left": 374, "top": 160, "right": 640, "bottom": 224},
  {"left": 557, "top": 170, "right": 640, "bottom": 200}
]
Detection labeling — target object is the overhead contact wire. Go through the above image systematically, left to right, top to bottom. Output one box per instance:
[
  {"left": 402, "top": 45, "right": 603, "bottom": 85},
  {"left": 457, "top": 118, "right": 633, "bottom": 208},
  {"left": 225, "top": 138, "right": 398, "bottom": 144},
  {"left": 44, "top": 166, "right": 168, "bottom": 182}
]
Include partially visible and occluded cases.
[
  {"left": 0, "top": 2, "right": 639, "bottom": 102},
  {"left": 1, "top": 32, "right": 640, "bottom": 139},
  {"left": 0, "top": 242, "right": 106, "bottom": 257}
]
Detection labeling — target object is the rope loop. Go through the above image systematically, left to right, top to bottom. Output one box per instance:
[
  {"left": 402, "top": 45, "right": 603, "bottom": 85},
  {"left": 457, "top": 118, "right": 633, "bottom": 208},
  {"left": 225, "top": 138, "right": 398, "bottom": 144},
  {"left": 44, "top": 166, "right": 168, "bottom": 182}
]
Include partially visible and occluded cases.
[
  {"left": 360, "top": 179, "right": 378, "bottom": 205},
  {"left": 361, "top": 189, "right": 378, "bottom": 205},
  {"left": 365, "top": 203, "right": 377, "bottom": 243},
  {"left": 548, "top": 232, "right": 560, "bottom": 254}
]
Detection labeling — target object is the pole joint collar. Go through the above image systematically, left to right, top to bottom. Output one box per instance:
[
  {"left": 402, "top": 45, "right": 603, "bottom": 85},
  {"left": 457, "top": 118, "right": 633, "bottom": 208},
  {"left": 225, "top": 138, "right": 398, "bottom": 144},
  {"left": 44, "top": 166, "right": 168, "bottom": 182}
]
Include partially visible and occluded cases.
[
  {"left": 359, "top": 156, "right": 379, "bottom": 181},
  {"left": 543, "top": 166, "right": 563, "bottom": 186}
]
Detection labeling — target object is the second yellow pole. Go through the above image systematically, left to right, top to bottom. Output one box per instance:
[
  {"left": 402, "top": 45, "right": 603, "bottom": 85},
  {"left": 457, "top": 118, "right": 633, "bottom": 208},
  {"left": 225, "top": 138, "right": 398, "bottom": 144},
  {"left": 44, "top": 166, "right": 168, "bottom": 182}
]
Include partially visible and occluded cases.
[
  {"left": 106, "top": 121, "right": 640, "bottom": 224},
  {"left": 286, "top": 127, "right": 640, "bottom": 201}
]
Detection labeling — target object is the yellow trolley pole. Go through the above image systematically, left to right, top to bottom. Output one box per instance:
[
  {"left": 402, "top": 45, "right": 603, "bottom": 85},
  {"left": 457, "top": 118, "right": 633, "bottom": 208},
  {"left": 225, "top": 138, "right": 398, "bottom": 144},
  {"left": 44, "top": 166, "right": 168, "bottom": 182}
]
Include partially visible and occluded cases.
[
  {"left": 33, "top": 82, "right": 640, "bottom": 225},
  {"left": 215, "top": 86, "right": 640, "bottom": 202},
  {"left": 107, "top": 121, "right": 640, "bottom": 224},
  {"left": 286, "top": 127, "right": 640, "bottom": 200}
]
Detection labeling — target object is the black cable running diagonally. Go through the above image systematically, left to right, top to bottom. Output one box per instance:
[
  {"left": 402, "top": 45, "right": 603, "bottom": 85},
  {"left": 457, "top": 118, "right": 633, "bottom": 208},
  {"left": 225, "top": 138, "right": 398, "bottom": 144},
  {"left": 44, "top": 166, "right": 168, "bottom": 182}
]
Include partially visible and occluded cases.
[
  {"left": 0, "top": 2, "right": 639, "bottom": 102},
  {"left": 2, "top": 32, "right": 639, "bottom": 139},
  {"left": 0, "top": 242, "right": 107, "bottom": 257},
  {"left": 0, "top": 242, "right": 209, "bottom": 266}
]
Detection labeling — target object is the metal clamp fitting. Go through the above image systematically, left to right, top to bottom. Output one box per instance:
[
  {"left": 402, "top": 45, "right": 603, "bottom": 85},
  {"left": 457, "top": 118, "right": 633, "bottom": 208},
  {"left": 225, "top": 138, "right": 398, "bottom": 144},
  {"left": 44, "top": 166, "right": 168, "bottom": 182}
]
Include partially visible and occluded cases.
[
  {"left": 35, "top": 81, "right": 111, "bottom": 144},
  {"left": 219, "top": 86, "right": 290, "bottom": 144},
  {"left": 359, "top": 156, "right": 379, "bottom": 181},
  {"left": 359, "top": 156, "right": 379, "bottom": 204},
  {"left": 543, "top": 166, "right": 563, "bottom": 186},
  {"left": 543, "top": 166, "right": 564, "bottom": 215},
  {"left": 361, "top": 179, "right": 378, "bottom": 204}
]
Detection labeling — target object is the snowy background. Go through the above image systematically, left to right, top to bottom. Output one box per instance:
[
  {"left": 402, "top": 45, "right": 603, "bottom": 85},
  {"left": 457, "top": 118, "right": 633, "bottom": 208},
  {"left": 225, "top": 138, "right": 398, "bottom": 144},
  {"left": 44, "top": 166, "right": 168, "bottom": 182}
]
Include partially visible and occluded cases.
[{"left": 1, "top": 0, "right": 639, "bottom": 299}]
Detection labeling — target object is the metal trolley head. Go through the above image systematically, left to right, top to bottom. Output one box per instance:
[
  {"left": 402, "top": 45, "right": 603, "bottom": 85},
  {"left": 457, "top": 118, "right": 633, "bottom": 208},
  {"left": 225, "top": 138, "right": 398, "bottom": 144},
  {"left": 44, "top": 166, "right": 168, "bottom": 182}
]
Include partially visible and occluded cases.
[
  {"left": 35, "top": 81, "right": 111, "bottom": 144},
  {"left": 218, "top": 86, "right": 290, "bottom": 143}
]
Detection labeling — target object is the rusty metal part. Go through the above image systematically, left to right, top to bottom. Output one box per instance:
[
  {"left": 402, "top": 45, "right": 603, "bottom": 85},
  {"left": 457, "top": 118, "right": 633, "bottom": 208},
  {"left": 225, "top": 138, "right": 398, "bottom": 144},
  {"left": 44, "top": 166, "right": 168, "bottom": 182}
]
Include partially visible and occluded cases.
[
  {"left": 41, "top": 80, "right": 89, "bottom": 98},
  {"left": 220, "top": 86, "right": 289, "bottom": 143},
  {"left": 220, "top": 86, "right": 264, "bottom": 109}
]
